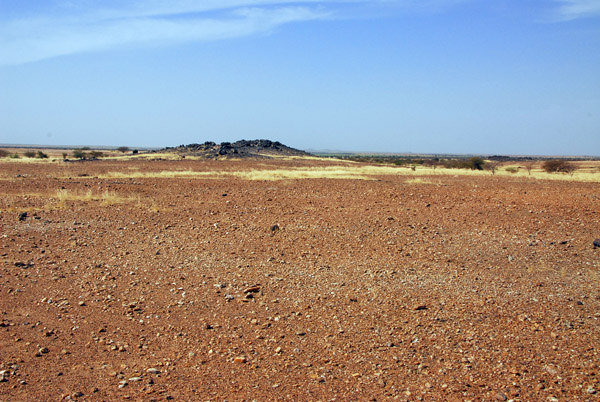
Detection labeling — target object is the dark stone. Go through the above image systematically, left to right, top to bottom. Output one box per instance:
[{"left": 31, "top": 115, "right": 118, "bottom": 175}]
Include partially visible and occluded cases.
[
  {"left": 18, "top": 212, "right": 27, "bottom": 221},
  {"left": 594, "top": 239, "right": 600, "bottom": 248}
]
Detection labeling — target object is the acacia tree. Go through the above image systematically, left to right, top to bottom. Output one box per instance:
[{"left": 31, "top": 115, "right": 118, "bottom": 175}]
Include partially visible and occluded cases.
[
  {"left": 117, "top": 146, "right": 130, "bottom": 153},
  {"left": 72, "top": 149, "right": 86, "bottom": 159},
  {"left": 469, "top": 157, "right": 485, "bottom": 170},
  {"left": 542, "top": 160, "right": 577, "bottom": 175},
  {"left": 486, "top": 162, "right": 498, "bottom": 175}
]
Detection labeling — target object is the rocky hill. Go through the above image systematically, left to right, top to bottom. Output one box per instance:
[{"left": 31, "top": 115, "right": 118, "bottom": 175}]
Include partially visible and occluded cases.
[{"left": 165, "top": 139, "right": 309, "bottom": 159}]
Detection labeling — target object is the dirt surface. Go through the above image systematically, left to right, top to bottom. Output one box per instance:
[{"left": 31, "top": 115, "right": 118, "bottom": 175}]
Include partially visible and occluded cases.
[{"left": 1, "top": 159, "right": 599, "bottom": 402}]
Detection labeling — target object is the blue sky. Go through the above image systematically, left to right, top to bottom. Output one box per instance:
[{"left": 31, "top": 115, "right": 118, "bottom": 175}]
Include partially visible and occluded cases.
[{"left": 0, "top": 1, "right": 599, "bottom": 155}]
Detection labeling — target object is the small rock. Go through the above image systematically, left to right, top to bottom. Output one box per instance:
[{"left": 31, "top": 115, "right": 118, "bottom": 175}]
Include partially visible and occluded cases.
[
  {"left": 18, "top": 212, "right": 27, "bottom": 221},
  {"left": 270, "top": 224, "right": 280, "bottom": 232},
  {"left": 594, "top": 239, "right": 600, "bottom": 248},
  {"left": 244, "top": 286, "right": 260, "bottom": 293},
  {"left": 225, "top": 294, "right": 234, "bottom": 301},
  {"left": 414, "top": 305, "right": 427, "bottom": 311},
  {"left": 39, "top": 347, "right": 49, "bottom": 354},
  {"left": 233, "top": 356, "right": 247, "bottom": 364},
  {"left": 146, "top": 368, "right": 160, "bottom": 375},
  {"left": 0, "top": 370, "right": 9, "bottom": 382},
  {"left": 128, "top": 377, "right": 142, "bottom": 382},
  {"left": 118, "top": 380, "right": 128, "bottom": 389},
  {"left": 587, "top": 386, "right": 597, "bottom": 394},
  {"left": 72, "top": 391, "right": 84, "bottom": 398},
  {"left": 495, "top": 391, "right": 508, "bottom": 401}
]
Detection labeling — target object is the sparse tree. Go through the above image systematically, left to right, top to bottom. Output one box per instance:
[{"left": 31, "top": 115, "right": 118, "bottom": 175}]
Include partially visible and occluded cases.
[
  {"left": 117, "top": 146, "right": 130, "bottom": 153},
  {"left": 0, "top": 149, "right": 9, "bottom": 158},
  {"left": 72, "top": 149, "right": 86, "bottom": 159},
  {"left": 24, "top": 150, "right": 36, "bottom": 158},
  {"left": 36, "top": 150, "right": 48, "bottom": 159},
  {"left": 89, "top": 150, "right": 104, "bottom": 159},
  {"left": 62, "top": 152, "right": 68, "bottom": 160},
  {"left": 469, "top": 157, "right": 485, "bottom": 170},
  {"left": 542, "top": 159, "right": 577, "bottom": 175},
  {"left": 486, "top": 162, "right": 499, "bottom": 175},
  {"left": 524, "top": 162, "right": 533, "bottom": 176}
]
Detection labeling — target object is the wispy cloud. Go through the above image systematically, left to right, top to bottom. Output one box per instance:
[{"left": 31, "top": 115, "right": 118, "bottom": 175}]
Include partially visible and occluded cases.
[
  {"left": 0, "top": 0, "right": 469, "bottom": 66},
  {"left": 550, "top": 0, "right": 600, "bottom": 21},
  {"left": 0, "top": 1, "right": 331, "bottom": 65}
]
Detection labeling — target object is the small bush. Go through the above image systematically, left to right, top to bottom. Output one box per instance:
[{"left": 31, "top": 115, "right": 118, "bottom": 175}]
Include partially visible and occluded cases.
[
  {"left": 117, "top": 146, "right": 130, "bottom": 153},
  {"left": 0, "top": 149, "right": 10, "bottom": 158},
  {"left": 72, "top": 149, "right": 86, "bottom": 159},
  {"left": 23, "top": 150, "right": 36, "bottom": 158},
  {"left": 36, "top": 151, "right": 48, "bottom": 159},
  {"left": 89, "top": 151, "right": 104, "bottom": 159},
  {"left": 62, "top": 152, "right": 68, "bottom": 160},
  {"left": 10, "top": 153, "right": 19, "bottom": 159},
  {"left": 469, "top": 157, "right": 485, "bottom": 170},
  {"left": 542, "top": 160, "right": 577, "bottom": 174},
  {"left": 486, "top": 162, "right": 498, "bottom": 175},
  {"left": 505, "top": 167, "right": 519, "bottom": 174}
]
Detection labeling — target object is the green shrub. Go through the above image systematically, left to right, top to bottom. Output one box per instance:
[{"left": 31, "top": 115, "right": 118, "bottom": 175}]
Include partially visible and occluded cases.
[
  {"left": 0, "top": 149, "right": 9, "bottom": 158},
  {"left": 72, "top": 149, "right": 86, "bottom": 159},
  {"left": 23, "top": 150, "right": 36, "bottom": 158},
  {"left": 36, "top": 151, "right": 48, "bottom": 159},
  {"left": 469, "top": 157, "right": 485, "bottom": 170},
  {"left": 505, "top": 167, "right": 519, "bottom": 174}
]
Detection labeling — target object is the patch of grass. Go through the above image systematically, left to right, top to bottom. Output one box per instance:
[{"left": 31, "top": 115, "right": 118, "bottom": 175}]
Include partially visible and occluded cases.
[
  {"left": 97, "top": 163, "right": 600, "bottom": 182},
  {"left": 405, "top": 178, "right": 442, "bottom": 185},
  {"left": 55, "top": 189, "right": 139, "bottom": 206}
]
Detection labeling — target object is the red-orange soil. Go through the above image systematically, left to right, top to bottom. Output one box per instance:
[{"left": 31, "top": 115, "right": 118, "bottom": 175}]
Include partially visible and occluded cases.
[{"left": 1, "top": 159, "right": 599, "bottom": 401}]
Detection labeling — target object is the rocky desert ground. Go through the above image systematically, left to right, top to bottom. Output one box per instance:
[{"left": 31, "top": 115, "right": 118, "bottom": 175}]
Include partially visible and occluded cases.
[{"left": 1, "top": 157, "right": 599, "bottom": 401}]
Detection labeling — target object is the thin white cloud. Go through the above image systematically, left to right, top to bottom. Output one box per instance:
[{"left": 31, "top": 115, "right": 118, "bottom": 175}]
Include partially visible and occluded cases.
[
  {"left": 0, "top": 0, "right": 467, "bottom": 65},
  {"left": 551, "top": 0, "right": 600, "bottom": 21},
  {"left": 0, "top": 2, "right": 330, "bottom": 65}
]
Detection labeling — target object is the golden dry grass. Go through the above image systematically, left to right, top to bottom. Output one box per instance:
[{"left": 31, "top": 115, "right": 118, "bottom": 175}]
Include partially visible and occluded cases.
[
  {"left": 96, "top": 164, "right": 600, "bottom": 182},
  {"left": 405, "top": 177, "right": 444, "bottom": 185},
  {"left": 0, "top": 189, "right": 141, "bottom": 214},
  {"left": 55, "top": 189, "right": 140, "bottom": 206}
]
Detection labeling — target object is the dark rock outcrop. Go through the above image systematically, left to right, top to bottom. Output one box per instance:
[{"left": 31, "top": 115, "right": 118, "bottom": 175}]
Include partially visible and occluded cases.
[{"left": 164, "top": 140, "right": 309, "bottom": 159}]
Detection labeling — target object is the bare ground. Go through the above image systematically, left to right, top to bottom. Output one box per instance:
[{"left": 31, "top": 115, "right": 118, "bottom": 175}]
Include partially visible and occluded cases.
[{"left": 1, "top": 159, "right": 599, "bottom": 401}]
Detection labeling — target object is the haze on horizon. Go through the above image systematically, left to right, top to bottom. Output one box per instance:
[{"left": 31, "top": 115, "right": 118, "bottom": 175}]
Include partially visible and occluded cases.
[{"left": 0, "top": 1, "right": 599, "bottom": 156}]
